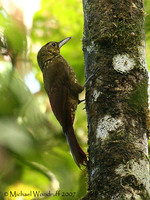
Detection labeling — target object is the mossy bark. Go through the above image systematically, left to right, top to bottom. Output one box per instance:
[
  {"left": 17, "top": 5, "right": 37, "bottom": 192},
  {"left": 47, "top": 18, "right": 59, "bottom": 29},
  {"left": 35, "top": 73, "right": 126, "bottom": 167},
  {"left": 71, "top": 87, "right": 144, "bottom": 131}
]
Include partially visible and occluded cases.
[{"left": 82, "top": 0, "right": 150, "bottom": 199}]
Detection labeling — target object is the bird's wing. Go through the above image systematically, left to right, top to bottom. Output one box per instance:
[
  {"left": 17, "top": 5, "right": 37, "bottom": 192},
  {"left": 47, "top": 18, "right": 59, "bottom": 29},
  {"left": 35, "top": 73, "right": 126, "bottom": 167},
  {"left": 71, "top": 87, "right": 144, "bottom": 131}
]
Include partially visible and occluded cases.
[
  {"left": 45, "top": 60, "right": 71, "bottom": 130},
  {"left": 45, "top": 60, "right": 87, "bottom": 167},
  {"left": 49, "top": 73, "right": 87, "bottom": 168},
  {"left": 49, "top": 81, "right": 69, "bottom": 130}
]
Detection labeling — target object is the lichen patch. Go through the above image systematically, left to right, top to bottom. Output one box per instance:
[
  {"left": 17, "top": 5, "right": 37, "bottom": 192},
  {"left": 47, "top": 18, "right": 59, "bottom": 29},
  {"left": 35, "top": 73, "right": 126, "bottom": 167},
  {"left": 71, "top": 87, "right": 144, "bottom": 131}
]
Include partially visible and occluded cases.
[
  {"left": 138, "top": 40, "right": 147, "bottom": 70},
  {"left": 87, "top": 41, "right": 95, "bottom": 53},
  {"left": 112, "top": 54, "right": 136, "bottom": 73},
  {"left": 93, "top": 90, "right": 101, "bottom": 102},
  {"left": 96, "top": 115, "right": 123, "bottom": 140},
  {"left": 115, "top": 159, "right": 150, "bottom": 192},
  {"left": 90, "top": 167, "right": 98, "bottom": 181}
]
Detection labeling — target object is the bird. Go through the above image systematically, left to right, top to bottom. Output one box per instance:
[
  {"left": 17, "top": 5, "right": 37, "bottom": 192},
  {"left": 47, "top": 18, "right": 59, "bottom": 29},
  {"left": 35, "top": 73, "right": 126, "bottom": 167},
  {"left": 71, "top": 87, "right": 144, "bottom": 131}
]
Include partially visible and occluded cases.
[{"left": 37, "top": 37, "right": 87, "bottom": 167}]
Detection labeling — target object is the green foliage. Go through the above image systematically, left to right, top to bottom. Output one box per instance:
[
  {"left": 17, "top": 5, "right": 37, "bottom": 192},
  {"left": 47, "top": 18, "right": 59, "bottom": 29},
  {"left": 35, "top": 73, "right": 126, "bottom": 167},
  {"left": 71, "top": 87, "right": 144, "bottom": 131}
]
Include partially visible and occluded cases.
[
  {"left": 0, "top": 0, "right": 87, "bottom": 199},
  {"left": 31, "top": 0, "right": 85, "bottom": 84},
  {"left": 0, "top": 8, "right": 27, "bottom": 62},
  {"left": 0, "top": 62, "right": 87, "bottom": 199}
]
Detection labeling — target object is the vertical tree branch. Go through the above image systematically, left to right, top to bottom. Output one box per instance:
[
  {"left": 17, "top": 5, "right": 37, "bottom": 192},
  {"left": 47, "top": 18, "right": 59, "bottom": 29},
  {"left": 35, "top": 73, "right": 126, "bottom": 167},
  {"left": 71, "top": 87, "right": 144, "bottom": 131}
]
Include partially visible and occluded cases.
[{"left": 82, "top": 0, "right": 150, "bottom": 199}]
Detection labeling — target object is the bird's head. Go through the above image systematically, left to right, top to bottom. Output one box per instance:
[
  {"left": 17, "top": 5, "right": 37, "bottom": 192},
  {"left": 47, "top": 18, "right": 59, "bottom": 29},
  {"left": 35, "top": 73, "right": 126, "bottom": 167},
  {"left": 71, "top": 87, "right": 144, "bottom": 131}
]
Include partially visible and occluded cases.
[{"left": 37, "top": 37, "right": 72, "bottom": 71}]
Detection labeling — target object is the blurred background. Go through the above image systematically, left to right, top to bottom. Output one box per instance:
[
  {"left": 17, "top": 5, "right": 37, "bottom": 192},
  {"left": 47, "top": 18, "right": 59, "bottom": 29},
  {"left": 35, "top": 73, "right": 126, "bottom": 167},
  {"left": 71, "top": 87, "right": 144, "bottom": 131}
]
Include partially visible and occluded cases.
[{"left": 0, "top": 0, "right": 149, "bottom": 199}]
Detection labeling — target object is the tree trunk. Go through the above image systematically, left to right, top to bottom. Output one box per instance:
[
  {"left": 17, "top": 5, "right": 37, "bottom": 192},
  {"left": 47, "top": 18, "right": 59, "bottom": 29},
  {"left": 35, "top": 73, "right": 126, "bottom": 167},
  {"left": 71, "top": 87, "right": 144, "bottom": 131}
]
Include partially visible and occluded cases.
[{"left": 82, "top": 0, "right": 150, "bottom": 199}]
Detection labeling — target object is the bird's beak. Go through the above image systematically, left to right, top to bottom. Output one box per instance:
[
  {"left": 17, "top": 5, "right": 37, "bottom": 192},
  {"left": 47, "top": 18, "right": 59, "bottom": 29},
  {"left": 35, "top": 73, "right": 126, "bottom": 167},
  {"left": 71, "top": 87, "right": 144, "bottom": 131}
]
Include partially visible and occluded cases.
[{"left": 58, "top": 37, "right": 72, "bottom": 48}]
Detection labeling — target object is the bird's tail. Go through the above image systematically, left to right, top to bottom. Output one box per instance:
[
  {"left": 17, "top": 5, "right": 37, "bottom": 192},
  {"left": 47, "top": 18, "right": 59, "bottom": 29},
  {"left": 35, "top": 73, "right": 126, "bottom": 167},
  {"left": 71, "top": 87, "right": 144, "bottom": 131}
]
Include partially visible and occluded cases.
[{"left": 64, "top": 125, "right": 87, "bottom": 168}]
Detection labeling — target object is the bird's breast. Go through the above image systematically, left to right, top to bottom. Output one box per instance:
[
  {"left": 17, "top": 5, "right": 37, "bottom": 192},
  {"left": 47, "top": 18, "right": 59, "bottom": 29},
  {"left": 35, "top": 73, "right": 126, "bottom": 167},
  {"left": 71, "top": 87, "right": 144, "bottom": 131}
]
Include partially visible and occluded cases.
[{"left": 42, "top": 57, "right": 69, "bottom": 94}]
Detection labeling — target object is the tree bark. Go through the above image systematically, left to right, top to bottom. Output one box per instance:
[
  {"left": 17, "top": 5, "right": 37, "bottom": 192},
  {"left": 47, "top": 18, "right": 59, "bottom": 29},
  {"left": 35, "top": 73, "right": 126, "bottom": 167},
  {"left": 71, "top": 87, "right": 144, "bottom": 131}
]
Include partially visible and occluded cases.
[{"left": 82, "top": 0, "right": 150, "bottom": 199}]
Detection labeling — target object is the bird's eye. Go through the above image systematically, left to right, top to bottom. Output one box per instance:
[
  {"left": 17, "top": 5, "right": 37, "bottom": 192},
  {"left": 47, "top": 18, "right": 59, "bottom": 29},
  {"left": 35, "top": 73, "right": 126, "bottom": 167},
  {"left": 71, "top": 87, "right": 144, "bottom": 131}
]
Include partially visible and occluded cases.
[{"left": 52, "top": 43, "right": 56, "bottom": 46}]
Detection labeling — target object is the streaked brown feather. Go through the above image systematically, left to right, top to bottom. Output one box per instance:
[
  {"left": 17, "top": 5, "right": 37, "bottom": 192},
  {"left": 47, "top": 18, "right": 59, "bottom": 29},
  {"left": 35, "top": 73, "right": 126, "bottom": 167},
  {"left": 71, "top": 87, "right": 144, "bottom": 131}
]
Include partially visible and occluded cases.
[{"left": 37, "top": 39, "right": 87, "bottom": 167}]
